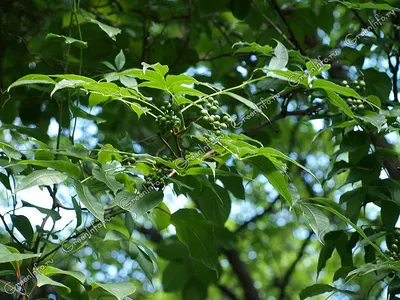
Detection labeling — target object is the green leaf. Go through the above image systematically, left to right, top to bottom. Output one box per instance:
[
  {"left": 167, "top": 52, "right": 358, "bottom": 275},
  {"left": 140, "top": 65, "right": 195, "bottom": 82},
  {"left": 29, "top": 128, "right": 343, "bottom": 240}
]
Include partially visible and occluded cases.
[
  {"left": 331, "top": 1, "right": 399, "bottom": 11},
  {"left": 82, "top": 13, "right": 122, "bottom": 41},
  {"left": 46, "top": 33, "right": 88, "bottom": 49},
  {"left": 269, "top": 40, "right": 289, "bottom": 70},
  {"left": 233, "top": 42, "right": 273, "bottom": 56},
  {"left": 115, "top": 50, "right": 125, "bottom": 71},
  {"left": 306, "top": 60, "right": 331, "bottom": 77},
  {"left": 101, "top": 61, "right": 117, "bottom": 71},
  {"left": 364, "top": 69, "right": 392, "bottom": 102},
  {"left": 7, "top": 74, "right": 56, "bottom": 92},
  {"left": 51, "top": 79, "right": 84, "bottom": 97},
  {"left": 313, "top": 79, "right": 362, "bottom": 99},
  {"left": 325, "top": 90, "right": 355, "bottom": 118},
  {"left": 224, "top": 92, "right": 269, "bottom": 121},
  {"left": 89, "top": 93, "right": 110, "bottom": 107},
  {"left": 131, "top": 102, "right": 150, "bottom": 119},
  {"left": 70, "top": 105, "right": 106, "bottom": 124},
  {"left": 358, "top": 113, "right": 386, "bottom": 131},
  {"left": 0, "top": 142, "right": 22, "bottom": 161},
  {"left": 98, "top": 144, "right": 123, "bottom": 164},
  {"left": 258, "top": 147, "right": 317, "bottom": 179},
  {"left": 248, "top": 156, "right": 292, "bottom": 206},
  {"left": 16, "top": 160, "right": 80, "bottom": 179},
  {"left": 92, "top": 167, "right": 124, "bottom": 193},
  {"left": 16, "top": 170, "right": 68, "bottom": 192},
  {"left": 74, "top": 182, "right": 105, "bottom": 223},
  {"left": 194, "top": 182, "right": 231, "bottom": 226},
  {"left": 114, "top": 190, "right": 164, "bottom": 218},
  {"left": 72, "top": 196, "right": 82, "bottom": 227},
  {"left": 152, "top": 202, "right": 171, "bottom": 231},
  {"left": 301, "top": 204, "right": 330, "bottom": 243},
  {"left": 170, "top": 209, "right": 219, "bottom": 272},
  {"left": 125, "top": 212, "right": 135, "bottom": 236},
  {"left": 10, "top": 215, "right": 34, "bottom": 243},
  {"left": 157, "top": 237, "right": 189, "bottom": 261},
  {"left": 0, "top": 244, "right": 41, "bottom": 264},
  {"left": 317, "top": 244, "right": 335, "bottom": 279},
  {"left": 136, "top": 247, "right": 154, "bottom": 282},
  {"left": 162, "top": 261, "right": 190, "bottom": 292},
  {"left": 41, "top": 266, "right": 86, "bottom": 284},
  {"left": 36, "top": 272, "right": 71, "bottom": 293},
  {"left": 182, "top": 279, "right": 207, "bottom": 300},
  {"left": 91, "top": 282, "right": 136, "bottom": 300},
  {"left": 300, "top": 284, "right": 359, "bottom": 299}
]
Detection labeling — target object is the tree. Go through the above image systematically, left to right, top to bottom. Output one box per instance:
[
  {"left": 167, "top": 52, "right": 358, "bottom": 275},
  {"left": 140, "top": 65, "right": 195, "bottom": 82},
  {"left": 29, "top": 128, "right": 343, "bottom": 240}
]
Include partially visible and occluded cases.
[{"left": 0, "top": 0, "right": 400, "bottom": 299}]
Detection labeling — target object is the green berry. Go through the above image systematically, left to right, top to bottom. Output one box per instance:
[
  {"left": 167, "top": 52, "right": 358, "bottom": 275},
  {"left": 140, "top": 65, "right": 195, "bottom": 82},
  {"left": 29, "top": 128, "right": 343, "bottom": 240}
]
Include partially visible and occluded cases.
[
  {"left": 342, "top": 80, "right": 348, "bottom": 85},
  {"left": 360, "top": 80, "right": 366, "bottom": 86},
  {"left": 345, "top": 85, "right": 350, "bottom": 88},
  {"left": 356, "top": 85, "right": 360, "bottom": 89},
  {"left": 205, "top": 103, "right": 212, "bottom": 109},
  {"left": 358, "top": 104, "right": 364, "bottom": 110},
  {"left": 160, "top": 106, "right": 166, "bottom": 111},
  {"left": 210, "top": 106, "right": 218, "bottom": 113},
  {"left": 200, "top": 109, "right": 207, "bottom": 116},
  {"left": 214, "top": 115, "right": 220, "bottom": 121},
  {"left": 160, "top": 116, "right": 167, "bottom": 122},
  {"left": 204, "top": 116, "right": 210, "bottom": 122},
  {"left": 222, "top": 116, "right": 229, "bottom": 121},
  {"left": 213, "top": 121, "right": 220, "bottom": 127},
  {"left": 220, "top": 123, "right": 228, "bottom": 129},
  {"left": 215, "top": 130, "right": 221, "bottom": 135}
]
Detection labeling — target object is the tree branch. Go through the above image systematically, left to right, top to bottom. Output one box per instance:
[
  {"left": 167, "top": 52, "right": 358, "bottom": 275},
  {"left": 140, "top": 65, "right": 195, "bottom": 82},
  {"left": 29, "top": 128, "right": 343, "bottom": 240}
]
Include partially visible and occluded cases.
[
  {"left": 269, "top": 0, "right": 304, "bottom": 54},
  {"left": 235, "top": 196, "right": 279, "bottom": 234},
  {"left": 276, "top": 231, "right": 312, "bottom": 299},
  {"left": 223, "top": 248, "right": 260, "bottom": 300}
]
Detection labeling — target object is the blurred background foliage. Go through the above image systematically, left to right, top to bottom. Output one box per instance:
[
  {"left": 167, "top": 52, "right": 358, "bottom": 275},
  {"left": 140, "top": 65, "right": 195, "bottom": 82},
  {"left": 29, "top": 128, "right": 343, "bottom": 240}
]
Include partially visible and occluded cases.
[{"left": 1, "top": 0, "right": 400, "bottom": 299}]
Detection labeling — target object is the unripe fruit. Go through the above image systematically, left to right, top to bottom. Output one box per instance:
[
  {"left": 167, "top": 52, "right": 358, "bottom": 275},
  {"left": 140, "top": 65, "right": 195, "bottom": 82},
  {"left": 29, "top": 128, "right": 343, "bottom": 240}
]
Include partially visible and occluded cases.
[
  {"left": 342, "top": 80, "right": 348, "bottom": 85},
  {"left": 360, "top": 80, "right": 366, "bottom": 86},
  {"left": 356, "top": 85, "right": 360, "bottom": 89},
  {"left": 206, "top": 103, "right": 212, "bottom": 109},
  {"left": 358, "top": 104, "right": 364, "bottom": 110},
  {"left": 160, "top": 106, "right": 166, "bottom": 111},
  {"left": 210, "top": 106, "right": 218, "bottom": 113},
  {"left": 200, "top": 109, "right": 208, "bottom": 115},
  {"left": 214, "top": 115, "right": 220, "bottom": 121},
  {"left": 204, "top": 116, "right": 210, "bottom": 122},
  {"left": 222, "top": 116, "right": 229, "bottom": 121},
  {"left": 220, "top": 123, "right": 228, "bottom": 129},
  {"left": 215, "top": 130, "right": 221, "bottom": 135}
]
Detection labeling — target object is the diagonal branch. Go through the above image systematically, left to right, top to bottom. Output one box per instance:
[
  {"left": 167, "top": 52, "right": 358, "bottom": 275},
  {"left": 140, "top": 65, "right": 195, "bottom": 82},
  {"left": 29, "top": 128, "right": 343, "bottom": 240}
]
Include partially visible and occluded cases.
[
  {"left": 235, "top": 196, "right": 279, "bottom": 234},
  {"left": 276, "top": 231, "right": 312, "bottom": 299}
]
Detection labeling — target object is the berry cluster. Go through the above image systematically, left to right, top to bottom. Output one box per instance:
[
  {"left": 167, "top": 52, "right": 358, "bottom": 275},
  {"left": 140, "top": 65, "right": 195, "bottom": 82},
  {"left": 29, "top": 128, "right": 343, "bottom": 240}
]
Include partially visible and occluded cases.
[
  {"left": 342, "top": 79, "right": 366, "bottom": 92},
  {"left": 200, "top": 98, "right": 230, "bottom": 135},
  {"left": 347, "top": 98, "right": 365, "bottom": 111},
  {"left": 156, "top": 100, "right": 181, "bottom": 132},
  {"left": 143, "top": 165, "right": 167, "bottom": 191},
  {"left": 386, "top": 232, "right": 400, "bottom": 261}
]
